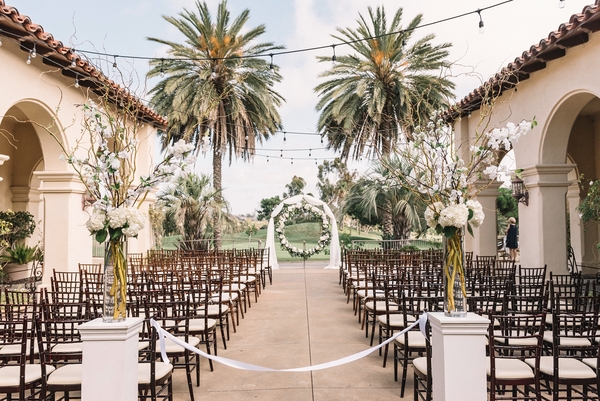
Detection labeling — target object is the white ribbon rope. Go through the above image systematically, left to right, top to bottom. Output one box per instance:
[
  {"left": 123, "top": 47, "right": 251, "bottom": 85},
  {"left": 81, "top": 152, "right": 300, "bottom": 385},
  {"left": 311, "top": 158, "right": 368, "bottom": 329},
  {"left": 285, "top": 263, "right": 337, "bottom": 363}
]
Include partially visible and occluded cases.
[{"left": 150, "top": 312, "right": 428, "bottom": 372}]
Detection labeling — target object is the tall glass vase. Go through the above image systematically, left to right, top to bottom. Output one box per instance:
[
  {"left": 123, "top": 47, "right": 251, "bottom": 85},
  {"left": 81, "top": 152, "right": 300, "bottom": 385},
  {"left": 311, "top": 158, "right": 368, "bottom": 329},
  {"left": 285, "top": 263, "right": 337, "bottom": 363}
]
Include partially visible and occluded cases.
[
  {"left": 443, "top": 228, "right": 467, "bottom": 317},
  {"left": 103, "top": 238, "right": 127, "bottom": 322}
]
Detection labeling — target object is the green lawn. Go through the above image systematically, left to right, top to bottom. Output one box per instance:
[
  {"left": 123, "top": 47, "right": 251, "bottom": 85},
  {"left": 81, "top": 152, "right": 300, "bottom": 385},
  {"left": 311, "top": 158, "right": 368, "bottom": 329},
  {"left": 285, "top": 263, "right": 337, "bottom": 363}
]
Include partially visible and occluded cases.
[{"left": 162, "top": 223, "right": 383, "bottom": 262}]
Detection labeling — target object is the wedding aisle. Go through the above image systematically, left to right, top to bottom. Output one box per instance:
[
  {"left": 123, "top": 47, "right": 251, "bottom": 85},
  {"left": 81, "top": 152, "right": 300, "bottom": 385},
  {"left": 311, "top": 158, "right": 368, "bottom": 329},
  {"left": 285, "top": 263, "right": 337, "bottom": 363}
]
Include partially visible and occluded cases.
[{"left": 173, "top": 264, "right": 405, "bottom": 401}]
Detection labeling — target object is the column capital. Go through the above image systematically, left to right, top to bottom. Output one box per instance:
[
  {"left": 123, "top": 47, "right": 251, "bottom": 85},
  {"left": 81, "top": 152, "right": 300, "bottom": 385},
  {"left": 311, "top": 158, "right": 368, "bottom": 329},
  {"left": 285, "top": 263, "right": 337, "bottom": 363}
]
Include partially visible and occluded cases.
[
  {"left": 521, "top": 164, "right": 576, "bottom": 188},
  {"left": 33, "top": 171, "right": 86, "bottom": 194},
  {"left": 471, "top": 179, "right": 502, "bottom": 197},
  {"left": 428, "top": 312, "right": 490, "bottom": 336},
  {"left": 78, "top": 317, "right": 144, "bottom": 342}
]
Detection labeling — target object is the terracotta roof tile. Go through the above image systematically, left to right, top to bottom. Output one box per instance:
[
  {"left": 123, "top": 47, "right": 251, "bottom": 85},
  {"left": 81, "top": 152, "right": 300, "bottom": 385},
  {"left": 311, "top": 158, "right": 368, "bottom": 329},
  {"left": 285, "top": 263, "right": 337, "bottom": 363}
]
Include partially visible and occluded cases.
[
  {"left": 0, "top": 0, "right": 167, "bottom": 129},
  {"left": 446, "top": 0, "right": 600, "bottom": 121}
]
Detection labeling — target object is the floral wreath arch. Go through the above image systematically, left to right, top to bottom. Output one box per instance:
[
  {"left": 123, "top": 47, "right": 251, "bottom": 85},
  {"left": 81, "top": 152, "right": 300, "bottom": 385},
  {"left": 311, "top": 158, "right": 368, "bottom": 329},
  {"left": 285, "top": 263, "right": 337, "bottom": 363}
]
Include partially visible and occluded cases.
[{"left": 266, "top": 195, "right": 341, "bottom": 269}]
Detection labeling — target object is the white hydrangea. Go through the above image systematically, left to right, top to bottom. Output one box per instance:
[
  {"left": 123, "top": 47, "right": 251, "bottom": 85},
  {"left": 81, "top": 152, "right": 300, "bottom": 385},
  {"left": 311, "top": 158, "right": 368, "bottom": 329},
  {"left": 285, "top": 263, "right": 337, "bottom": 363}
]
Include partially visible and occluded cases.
[
  {"left": 466, "top": 200, "right": 485, "bottom": 228},
  {"left": 424, "top": 201, "right": 445, "bottom": 228},
  {"left": 438, "top": 203, "right": 469, "bottom": 228},
  {"left": 107, "top": 208, "right": 129, "bottom": 229},
  {"left": 86, "top": 210, "right": 106, "bottom": 233}
]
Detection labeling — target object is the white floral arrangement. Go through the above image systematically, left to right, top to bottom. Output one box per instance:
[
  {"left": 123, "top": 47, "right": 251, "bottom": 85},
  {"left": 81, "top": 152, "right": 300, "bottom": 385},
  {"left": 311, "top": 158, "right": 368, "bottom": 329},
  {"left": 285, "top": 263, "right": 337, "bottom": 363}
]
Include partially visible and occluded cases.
[
  {"left": 58, "top": 100, "right": 196, "bottom": 243},
  {"left": 392, "top": 118, "right": 535, "bottom": 238},
  {"left": 275, "top": 201, "right": 331, "bottom": 258}
]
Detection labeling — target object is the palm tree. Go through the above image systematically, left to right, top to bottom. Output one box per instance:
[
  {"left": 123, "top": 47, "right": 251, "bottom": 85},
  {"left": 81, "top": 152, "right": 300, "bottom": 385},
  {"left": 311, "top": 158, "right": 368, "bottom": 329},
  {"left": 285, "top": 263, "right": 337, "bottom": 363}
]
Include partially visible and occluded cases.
[
  {"left": 147, "top": 0, "right": 284, "bottom": 248},
  {"left": 315, "top": 6, "right": 454, "bottom": 160},
  {"left": 343, "top": 157, "right": 425, "bottom": 240},
  {"left": 158, "top": 172, "right": 227, "bottom": 251}
]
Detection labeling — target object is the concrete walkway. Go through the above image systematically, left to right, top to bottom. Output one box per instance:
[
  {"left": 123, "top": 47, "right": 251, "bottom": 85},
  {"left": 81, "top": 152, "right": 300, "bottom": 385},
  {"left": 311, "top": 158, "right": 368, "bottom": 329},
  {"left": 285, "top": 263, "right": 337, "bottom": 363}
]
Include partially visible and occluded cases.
[{"left": 173, "top": 262, "right": 408, "bottom": 401}]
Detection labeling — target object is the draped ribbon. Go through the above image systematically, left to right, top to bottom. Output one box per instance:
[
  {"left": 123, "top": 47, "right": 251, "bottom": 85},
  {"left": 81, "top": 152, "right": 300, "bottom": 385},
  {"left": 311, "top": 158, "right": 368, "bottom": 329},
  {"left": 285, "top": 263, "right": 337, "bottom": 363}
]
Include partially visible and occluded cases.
[{"left": 150, "top": 312, "right": 428, "bottom": 372}]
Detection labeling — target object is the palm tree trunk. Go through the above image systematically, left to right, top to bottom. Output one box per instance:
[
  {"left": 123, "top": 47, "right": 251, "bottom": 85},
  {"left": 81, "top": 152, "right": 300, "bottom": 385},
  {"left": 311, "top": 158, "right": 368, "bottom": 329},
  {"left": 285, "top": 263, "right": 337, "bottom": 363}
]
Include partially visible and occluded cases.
[
  {"left": 380, "top": 118, "right": 393, "bottom": 239},
  {"left": 213, "top": 145, "right": 222, "bottom": 250}
]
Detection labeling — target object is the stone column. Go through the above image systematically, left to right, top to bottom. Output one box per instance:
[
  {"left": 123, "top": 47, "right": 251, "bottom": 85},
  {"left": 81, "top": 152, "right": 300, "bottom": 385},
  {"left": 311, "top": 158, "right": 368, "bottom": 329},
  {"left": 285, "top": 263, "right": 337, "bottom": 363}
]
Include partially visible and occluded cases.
[
  {"left": 0, "top": 154, "right": 8, "bottom": 181},
  {"left": 520, "top": 164, "right": 575, "bottom": 275},
  {"left": 33, "top": 171, "right": 92, "bottom": 283},
  {"left": 466, "top": 180, "right": 501, "bottom": 257},
  {"left": 566, "top": 183, "right": 583, "bottom": 269},
  {"left": 429, "top": 312, "right": 490, "bottom": 401},
  {"left": 78, "top": 318, "right": 143, "bottom": 401}
]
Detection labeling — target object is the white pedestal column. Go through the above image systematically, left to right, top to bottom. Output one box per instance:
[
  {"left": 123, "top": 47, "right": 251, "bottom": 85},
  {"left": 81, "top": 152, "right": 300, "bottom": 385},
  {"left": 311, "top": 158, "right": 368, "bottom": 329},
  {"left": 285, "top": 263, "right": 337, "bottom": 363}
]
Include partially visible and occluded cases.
[
  {"left": 428, "top": 312, "right": 490, "bottom": 401},
  {"left": 78, "top": 318, "right": 144, "bottom": 401}
]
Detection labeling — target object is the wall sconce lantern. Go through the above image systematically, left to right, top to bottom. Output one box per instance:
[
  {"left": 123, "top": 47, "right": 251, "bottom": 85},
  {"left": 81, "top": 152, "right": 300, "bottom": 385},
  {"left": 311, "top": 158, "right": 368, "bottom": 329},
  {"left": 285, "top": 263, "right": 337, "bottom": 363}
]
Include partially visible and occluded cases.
[{"left": 511, "top": 177, "right": 529, "bottom": 206}]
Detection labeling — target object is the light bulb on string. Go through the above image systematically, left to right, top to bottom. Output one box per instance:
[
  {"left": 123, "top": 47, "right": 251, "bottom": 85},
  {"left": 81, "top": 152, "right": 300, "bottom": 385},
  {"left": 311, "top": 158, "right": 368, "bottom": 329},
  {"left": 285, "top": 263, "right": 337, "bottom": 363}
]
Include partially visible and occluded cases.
[
  {"left": 558, "top": 0, "right": 566, "bottom": 8},
  {"left": 477, "top": 10, "right": 485, "bottom": 34},
  {"left": 31, "top": 43, "right": 36, "bottom": 58},
  {"left": 331, "top": 45, "right": 336, "bottom": 64},
  {"left": 26, "top": 52, "right": 31, "bottom": 65},
  {"left": 269, "top": 53, "right": 274, "bottom": 71},
  {"left": 71, "top": 56, "right": 77, "bottom": 68},
  {"left": 112, "top": 56, "right": 118, "bottom": 72},
  {"left": 74, "top": 75, "right": 79, "bottom": 88},
  {"left": 283, "top": 132, "right": 287, "bottom": 142},
  {"left": 321, "top": 137, "right": 324, "bottom": 144},
  {"left": 309, "top": 149, "right": 312, "bottom": 157},
  {"left": 280, "top": 150, "right": 283, "bottom": 158},
  {"left": 267, "top": 156, "right": 269, "bottom": 163},
  {"left": 291, "top": 158, "right": 293, "bottom": 165},
  {"left": 315, "top": 159, "right": 317, "bottom": 165}
]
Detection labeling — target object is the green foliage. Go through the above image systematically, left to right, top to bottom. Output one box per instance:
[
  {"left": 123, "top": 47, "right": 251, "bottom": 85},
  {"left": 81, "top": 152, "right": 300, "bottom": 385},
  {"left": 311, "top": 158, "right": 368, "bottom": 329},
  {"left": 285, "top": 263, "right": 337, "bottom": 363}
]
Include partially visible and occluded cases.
[
  {"left": 284, "top": 176, "right": 306, "bottom": 198},
  {"left": 578, "top": 179, "right": 600, "bottom": 223},
  {"left": 496, "top": 187, "right": 518, "bottom": 220},
  {"left": 257, "top": 196, "right": 282, "bottom": 221},
  {"left": 0, "top": 210, "right": 35, "bottom": 246},
  {"left": 0, "top": 243, "right": 41, "bottom": 265}
]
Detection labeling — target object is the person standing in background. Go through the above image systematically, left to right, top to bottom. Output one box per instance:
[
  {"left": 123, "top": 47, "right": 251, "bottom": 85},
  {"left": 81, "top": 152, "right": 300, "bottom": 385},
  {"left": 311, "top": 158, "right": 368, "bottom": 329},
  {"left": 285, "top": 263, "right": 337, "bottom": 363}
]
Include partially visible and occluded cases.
[{"left": 505, "top": 217, "right": 519, "bottom": 261}]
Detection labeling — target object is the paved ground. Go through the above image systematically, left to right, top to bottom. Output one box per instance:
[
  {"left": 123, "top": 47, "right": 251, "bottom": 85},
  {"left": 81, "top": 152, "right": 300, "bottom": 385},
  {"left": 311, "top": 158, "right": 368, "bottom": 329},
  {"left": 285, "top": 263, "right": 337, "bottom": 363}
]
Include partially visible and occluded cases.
[{"left": 172, "top": 262, "right": 409, "bottom": 401}]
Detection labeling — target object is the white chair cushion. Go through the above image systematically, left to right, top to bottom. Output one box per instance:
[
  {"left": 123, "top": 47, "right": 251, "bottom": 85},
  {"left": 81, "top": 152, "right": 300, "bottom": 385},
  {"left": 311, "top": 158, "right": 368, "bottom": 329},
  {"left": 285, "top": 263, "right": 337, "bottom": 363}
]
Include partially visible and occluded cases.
[
  {"left": 364, "top": 301, "right": 388, "bottom": 312},
  {"left": 377, "top": 314, "right": 415, "bottom": 329},
  {"left": 188, "top": 318, "right": 217, "bottom": 332},
  {"left": 394, "top": 331, "right": 426, "bottom": 347},
  {"left": 542, "top": 331, "right": 591, "bottom": 346},
  {"left": 155, "top": 336, "right": 200, "bottom": 353},
  {"left": 0, "top": 341, "right": 39, "bottom": 356},
  {"left": 52, "top": 342, "right": 83, "bottom": 354},
  {"left": 413, "top": 356, "right": 428, "bottom": 376},
  {"left": 525, "top": 356, "right": 596, "bottom": 379},
  {"left": 487, "top": 357, "right": 534, "bottom": 379},
  {"left": 582, "top": 358, "right": 597, "bottom": 370},
  {"left": 137, "top": 362, "right": 173, "bottom": 384},
  {"left": 0, "top": 364, "right": 55, "bottom": 386},
  {"left": 47, "top": 364, "right": 82, "bottom": 386}
]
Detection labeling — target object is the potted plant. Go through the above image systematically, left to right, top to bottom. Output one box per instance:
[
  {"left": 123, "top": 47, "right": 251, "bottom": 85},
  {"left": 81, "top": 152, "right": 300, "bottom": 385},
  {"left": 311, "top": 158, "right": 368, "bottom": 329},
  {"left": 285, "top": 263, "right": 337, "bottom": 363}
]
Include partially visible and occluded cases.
[{"left": 0, "top": 243, "right": 41, "bottom": 282}]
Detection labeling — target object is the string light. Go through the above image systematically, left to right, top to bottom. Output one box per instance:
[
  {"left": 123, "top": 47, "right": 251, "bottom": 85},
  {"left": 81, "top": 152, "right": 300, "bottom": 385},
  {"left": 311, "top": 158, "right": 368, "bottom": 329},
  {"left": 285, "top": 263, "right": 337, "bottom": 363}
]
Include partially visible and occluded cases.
[
  {"left": 559, "top": 0, "right": 566, "bottom": 8},
  {"left": 67, "top": 1, "right": 514, "bottom": 66},
  {"left": 477, "top": 10, "right": 485, "bottom": 34},
  {"left": 31, "top": 42, "right": 36, "bottom": 58},
  {"left": 331, "top": 45, "right": 336, "bottom": 63},
  {"left": 26, "top": 52, "right": 31, "bottom": 64},
  {"left": 269, "top": 53, "right": 274, "bottom": 71},
  {"left": 71, "top": 55, "right": 77, "bottom": 68},
  {"left": 112, "top": 55, "right": 118, "bottom": 71},
  {"left": 160, "top": 59, "right": 165, "bottom": 78},
  {"left": 75, "top": 74, "right": 79, "bottom": 88},
  {"left": 283, "top": 131, "right": 287, "bottom": 142},
  {"left": 309, "top": 149, "right": 312, "bottom": 157},
  {"left": 280, "top": 150, "right": 283, "bottom": 158},
  {"left": 267, "top": 156, "right": 269, "bottom": 163},
  {"left": 291, "top": 158, "right": 294, "bottom": 165},
  {"left": 315, "top": 159, "right": 317, "bottom": 165}
]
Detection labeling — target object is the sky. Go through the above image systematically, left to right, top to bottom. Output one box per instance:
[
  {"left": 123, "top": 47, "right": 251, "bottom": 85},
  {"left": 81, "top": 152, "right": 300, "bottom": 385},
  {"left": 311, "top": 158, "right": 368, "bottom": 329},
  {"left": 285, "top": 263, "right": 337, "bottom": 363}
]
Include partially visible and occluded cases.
[{"left": 5, "top": 0, "right": 595, "bottom": 215}]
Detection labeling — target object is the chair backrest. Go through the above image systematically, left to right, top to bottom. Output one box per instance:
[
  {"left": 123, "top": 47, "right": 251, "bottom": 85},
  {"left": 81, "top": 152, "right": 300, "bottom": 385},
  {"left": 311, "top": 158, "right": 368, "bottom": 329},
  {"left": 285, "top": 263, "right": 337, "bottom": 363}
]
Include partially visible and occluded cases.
[
  {"left": 517, "top": 265, "right": 547, "bottom": 286},
  {"left": 38, "top": 299, "right": 88, "bottom": 364}
]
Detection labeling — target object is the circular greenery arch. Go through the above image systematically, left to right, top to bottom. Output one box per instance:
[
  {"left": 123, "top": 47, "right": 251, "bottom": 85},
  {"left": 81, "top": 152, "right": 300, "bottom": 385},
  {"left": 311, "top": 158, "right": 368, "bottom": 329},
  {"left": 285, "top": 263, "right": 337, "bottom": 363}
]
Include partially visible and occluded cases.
[{"left": 275, "top": 201, "right": 331, "bottom": 258}]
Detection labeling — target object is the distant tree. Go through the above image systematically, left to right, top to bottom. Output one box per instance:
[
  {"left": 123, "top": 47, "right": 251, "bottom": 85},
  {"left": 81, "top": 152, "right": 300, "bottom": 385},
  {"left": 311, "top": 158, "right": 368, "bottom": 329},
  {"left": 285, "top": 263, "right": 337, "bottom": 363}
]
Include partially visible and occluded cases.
[
  {"left": 317, "top": 158, "right": 358, "bottom": 218},
  {"left": 284, "top": 176, "right": 306, "bottom": 198},
  {"left": 497, "top": 187, "right": 518, "bottom": 220},
  {"left": 257, "top": 196, "right": 282, "bottom": 221}
]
